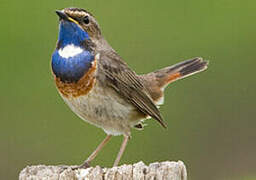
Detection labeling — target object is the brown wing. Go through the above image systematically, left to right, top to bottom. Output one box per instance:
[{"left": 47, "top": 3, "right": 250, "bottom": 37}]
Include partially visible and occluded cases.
[{"left": 98, "top": 50, "right": 167, "bottom": 128}]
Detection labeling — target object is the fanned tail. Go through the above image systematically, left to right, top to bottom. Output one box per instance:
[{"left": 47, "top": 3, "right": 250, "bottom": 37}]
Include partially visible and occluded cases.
[
  {"left": 139, "top": 57, "right": 208, "bottom": 127},
  {"left": 141, "top": 57, "right": 208, "bottom": 106},
  {"left": 153, "top": 57, "right": 208, "bottom": 89}
]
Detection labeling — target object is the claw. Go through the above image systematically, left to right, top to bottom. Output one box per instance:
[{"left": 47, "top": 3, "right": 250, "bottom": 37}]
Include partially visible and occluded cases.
[
  {"left": 78, "top": 161, "right": 91, "bottom": 169},
  {"left": 58, "top": 162, "right": 90, "bottom": 173},
  {"left": 58, "top": 165, "right": 70, "bottom": 173}
]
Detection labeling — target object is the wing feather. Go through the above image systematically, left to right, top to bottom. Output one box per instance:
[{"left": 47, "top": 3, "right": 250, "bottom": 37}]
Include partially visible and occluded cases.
[{"left": 98, "top": 51, "right": 167, "bottom": 128}]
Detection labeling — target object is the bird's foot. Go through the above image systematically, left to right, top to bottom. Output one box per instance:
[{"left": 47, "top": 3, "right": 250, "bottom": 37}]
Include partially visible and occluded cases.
[
  {"left": 76, "top": 161, "right": 91, "bottom": 169},
  {"left": 58, "top": 162, "right": 90, "bottom": 172}
]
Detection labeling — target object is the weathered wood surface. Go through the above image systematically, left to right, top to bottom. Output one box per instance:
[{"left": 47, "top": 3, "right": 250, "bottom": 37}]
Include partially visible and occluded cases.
[{"left": 19, "top": 161, "right": 187, "bottom": 180}]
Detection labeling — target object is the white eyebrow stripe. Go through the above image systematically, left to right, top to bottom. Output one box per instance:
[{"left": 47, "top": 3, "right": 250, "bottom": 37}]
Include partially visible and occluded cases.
[{"left": 58, "top": 44, "right": 83, "bottom": 58}]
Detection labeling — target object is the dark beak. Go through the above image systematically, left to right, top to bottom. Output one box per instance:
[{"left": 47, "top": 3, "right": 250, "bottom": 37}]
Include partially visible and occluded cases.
[{"left": 56, "top": 10, "right": 68, "bottom": 20}]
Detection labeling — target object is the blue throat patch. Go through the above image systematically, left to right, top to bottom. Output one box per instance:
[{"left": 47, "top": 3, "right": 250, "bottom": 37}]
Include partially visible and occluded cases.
[
  {"left": 58, "top": 20, "right": 89, "bottom": 47},
  {"left": 52, "top": 21, "right": 94, "bottom": 83}
]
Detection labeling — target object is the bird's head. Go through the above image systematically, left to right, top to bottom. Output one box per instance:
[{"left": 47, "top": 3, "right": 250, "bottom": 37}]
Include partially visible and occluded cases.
[
  {"left": 56, "top": 7, "right": 101, "bottom": 47},
  {"left": 52, "top": 8, "right": 101, "bottom": 83}
]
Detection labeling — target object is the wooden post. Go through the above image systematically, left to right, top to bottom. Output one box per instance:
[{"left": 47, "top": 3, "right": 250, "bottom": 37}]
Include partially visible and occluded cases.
[{"left": 19, "top": 161, "right": 187, "bottom": 180}]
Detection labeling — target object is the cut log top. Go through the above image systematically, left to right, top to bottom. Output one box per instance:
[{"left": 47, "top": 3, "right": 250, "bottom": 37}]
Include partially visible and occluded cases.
[{"left": 19, "top": 161, "right": 187, "bottom": 180}]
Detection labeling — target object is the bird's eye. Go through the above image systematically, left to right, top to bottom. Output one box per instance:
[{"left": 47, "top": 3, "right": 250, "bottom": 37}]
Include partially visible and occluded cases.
[{"left": 83, "top": 16, "right": 90, "bottom": 24}]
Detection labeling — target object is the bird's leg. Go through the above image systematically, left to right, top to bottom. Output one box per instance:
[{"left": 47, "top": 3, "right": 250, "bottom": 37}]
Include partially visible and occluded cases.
[
  {"left": 79, "top": 134, "right": 112, "bottom": 168},
  {"left": 59, "top": 135, "right": 112, "bottom": 171},
  {"left": 113, "top": 135, "right": 129, "bottom": 167}
]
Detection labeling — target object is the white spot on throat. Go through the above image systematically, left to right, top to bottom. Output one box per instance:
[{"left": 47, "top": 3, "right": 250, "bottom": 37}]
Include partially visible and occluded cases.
[{"left": 58, "top": 44, "right": 83, "bottom": 58}]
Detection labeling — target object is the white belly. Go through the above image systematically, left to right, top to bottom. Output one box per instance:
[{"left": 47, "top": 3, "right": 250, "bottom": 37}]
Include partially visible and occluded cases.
[{"left": 61, "top": 82, "right": 143, "bottom": 136}]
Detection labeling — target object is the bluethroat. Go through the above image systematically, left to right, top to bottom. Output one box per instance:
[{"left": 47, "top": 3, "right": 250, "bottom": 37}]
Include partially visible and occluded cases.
[{"left": 51, "top": 7, "right": 208, "bottom": 168}]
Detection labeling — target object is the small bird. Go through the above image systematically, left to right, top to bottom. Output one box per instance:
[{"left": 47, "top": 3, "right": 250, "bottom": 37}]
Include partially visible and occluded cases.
[{"left": 51, "top": 7, "right": 208, "bottom": 168}]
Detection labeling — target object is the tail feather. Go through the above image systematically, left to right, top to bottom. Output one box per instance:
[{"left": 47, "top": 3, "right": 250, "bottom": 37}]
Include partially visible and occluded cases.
[
  {"left": 141, "top": 57, "right": 208, "bottom": 104},
  {"left": 154, "top": 57, "right": 208, "bottom": 88},
  {"left": 179, "top": 58, "right": 208, "bottom": 77}
]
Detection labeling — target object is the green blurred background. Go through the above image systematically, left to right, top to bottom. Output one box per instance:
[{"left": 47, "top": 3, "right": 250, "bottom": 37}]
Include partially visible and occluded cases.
[{"left": 1, "top": 0, "right": 255, "bottom": 179}]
